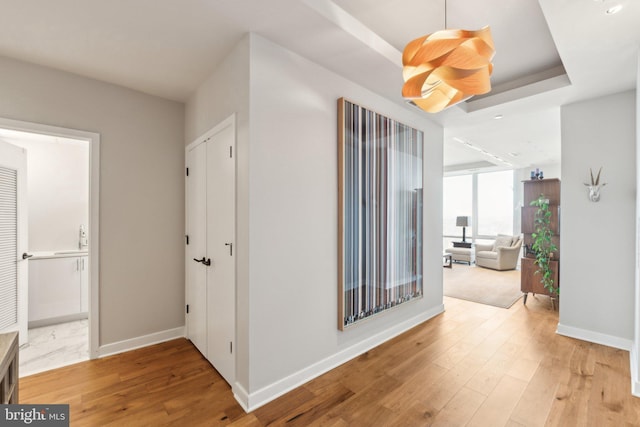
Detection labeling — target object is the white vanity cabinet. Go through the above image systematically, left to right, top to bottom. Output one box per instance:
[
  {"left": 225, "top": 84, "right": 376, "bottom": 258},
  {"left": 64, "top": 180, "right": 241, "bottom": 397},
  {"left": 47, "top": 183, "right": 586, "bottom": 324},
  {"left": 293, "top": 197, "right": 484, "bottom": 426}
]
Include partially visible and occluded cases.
[
  {"left": 28, "top": 254, "right": 88, "bottom": 326},
  {"left": 80, "top": 256, "right": 89, "bottom": 313}
]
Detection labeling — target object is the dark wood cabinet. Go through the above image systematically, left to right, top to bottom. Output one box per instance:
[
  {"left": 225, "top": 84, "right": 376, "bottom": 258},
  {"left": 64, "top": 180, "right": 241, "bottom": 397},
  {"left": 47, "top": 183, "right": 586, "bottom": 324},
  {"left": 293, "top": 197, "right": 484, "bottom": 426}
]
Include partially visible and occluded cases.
[
  {"left": 521, "top": 178, "right": 560, "bottom": 304},
  {"left": 523, "top": 178, "right": 560, "bottom": 205},
  {"left": 520, "top": 206, "right": 560, "bottom": 235},
  {"left": 521, "top": 257, "right": 558, "bottom": 303}
]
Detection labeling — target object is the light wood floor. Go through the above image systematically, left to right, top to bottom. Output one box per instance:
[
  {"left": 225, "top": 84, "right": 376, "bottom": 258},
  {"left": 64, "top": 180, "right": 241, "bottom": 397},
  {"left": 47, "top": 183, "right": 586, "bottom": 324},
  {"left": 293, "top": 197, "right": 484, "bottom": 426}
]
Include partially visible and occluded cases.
[{"left": 20, "top": 295, "right": 640, "bottom": 426}]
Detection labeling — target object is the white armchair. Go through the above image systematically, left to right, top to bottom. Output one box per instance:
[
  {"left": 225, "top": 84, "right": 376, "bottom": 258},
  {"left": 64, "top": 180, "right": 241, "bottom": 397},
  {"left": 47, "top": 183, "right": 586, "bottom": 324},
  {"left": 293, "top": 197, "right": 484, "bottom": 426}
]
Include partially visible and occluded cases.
[{"left": 475, "top": 235, "right": 522, "bottom": 271}]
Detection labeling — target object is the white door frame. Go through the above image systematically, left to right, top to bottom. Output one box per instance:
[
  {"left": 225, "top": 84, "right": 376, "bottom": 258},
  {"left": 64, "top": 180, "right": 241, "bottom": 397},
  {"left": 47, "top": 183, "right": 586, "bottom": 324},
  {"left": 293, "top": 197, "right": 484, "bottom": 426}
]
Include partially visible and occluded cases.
[{"left": 0, "top": 117, "right": 100, "bottom": 359}]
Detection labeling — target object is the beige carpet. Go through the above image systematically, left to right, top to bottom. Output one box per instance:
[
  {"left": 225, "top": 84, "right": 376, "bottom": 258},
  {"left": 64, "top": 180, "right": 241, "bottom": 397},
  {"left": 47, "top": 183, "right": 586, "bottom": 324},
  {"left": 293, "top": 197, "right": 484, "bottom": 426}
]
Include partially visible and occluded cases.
[{"left": 443, "top": 264, "right": 523, "bottom": 308}]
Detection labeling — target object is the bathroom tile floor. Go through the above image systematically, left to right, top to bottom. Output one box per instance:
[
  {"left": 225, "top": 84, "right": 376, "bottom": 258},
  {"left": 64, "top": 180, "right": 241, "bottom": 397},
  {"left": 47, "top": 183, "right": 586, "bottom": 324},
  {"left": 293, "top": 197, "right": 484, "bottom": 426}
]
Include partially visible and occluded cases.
[{"left": 19, "top": 319, "right": 89, "bottom": 377}]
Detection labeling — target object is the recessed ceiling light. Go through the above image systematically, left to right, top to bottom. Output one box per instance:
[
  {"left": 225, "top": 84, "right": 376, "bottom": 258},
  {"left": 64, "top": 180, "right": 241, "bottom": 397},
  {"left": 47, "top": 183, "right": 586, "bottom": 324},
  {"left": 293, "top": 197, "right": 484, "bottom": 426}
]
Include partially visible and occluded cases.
[
  {"left": 606, "top": 4, "right": 622, "bottom": 14},
  {"left": 494, "top": 114, "right": 503, "bottom": 120},
  {"left": 453, "top": 137, "right": 474, "bottom": 146},
  {"left": 453, "top": 137, "right": 514, "bottom": 166},
  {"left": 508, "top": 152, "right": 520, "bottom": 157}
]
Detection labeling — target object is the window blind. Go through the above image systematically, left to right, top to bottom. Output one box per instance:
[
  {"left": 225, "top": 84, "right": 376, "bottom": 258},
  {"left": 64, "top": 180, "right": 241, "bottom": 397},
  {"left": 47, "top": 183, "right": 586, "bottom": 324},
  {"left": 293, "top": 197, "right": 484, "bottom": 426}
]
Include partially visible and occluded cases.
[{"left": 0, "top": 165, "right": 17, "bottom": 330}]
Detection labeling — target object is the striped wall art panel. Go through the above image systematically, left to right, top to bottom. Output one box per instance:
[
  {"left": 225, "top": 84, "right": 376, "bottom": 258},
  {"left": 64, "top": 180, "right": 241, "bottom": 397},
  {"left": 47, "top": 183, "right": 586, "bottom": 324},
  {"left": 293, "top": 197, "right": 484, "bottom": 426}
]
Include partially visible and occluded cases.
[{"left": 338, "top": 98, "right": 424, "bottom": 329}]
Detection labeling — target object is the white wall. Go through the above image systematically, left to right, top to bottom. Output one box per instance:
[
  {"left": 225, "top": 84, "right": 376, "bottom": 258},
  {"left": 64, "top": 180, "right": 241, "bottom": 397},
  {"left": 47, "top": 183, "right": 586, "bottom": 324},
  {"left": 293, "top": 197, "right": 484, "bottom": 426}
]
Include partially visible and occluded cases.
[
  {"left": 185, "top": 33, "right": 444, "bottom": 410},
  {"left": 185, "top": 34, "right": 251, "bottom": 391},
  {"left": 248, "top": 34, "right": 443, "bottom": 405},
  {"left": 633, "top": 50, "right": 640, "bottom": 396},
  {"left": 0, "top": 55, "right": 185, "bottom": 346},
  {"left": 559, "top": 90, "right": 636, "bottom": 348},
  {"left": 2, "top": 137, "right": 89, "bottom": 252}
]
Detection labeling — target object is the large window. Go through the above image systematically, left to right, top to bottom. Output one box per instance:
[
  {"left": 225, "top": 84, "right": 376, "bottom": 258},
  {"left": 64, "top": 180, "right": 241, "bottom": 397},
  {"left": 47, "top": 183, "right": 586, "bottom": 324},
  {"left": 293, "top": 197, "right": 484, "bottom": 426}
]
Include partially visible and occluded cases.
[
  {"left": 443, "top": 170, "right": 514, "bottom": 247},
  {"left": 477, "top": 170, "right": 514, "bottom": 236},
  {"left": 443, "top": 174, "right": 472, "bottom": 238},
  {"left": 443, "top": 175, "right": 472, "bottom": 251}
]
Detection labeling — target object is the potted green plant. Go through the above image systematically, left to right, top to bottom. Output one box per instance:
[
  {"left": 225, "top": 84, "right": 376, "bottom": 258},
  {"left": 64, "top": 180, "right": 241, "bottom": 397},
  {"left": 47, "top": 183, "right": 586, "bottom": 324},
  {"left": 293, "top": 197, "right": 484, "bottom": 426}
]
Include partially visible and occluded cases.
[{"left": 530, "top": 194, "right": 558, "bottom": 295}]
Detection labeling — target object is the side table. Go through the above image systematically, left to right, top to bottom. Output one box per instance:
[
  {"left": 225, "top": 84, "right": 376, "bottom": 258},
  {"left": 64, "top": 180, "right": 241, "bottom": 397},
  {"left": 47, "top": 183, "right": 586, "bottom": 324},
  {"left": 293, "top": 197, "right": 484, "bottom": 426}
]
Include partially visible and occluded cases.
[
  {"left": 452, "top": 241, "right": 472, "bottom": 249},
  {"left": 443, "top": 253, "right": 452, "bottom": 268},
  {"left": 0, "top": 332, "right": 19, "bottom": 404}
]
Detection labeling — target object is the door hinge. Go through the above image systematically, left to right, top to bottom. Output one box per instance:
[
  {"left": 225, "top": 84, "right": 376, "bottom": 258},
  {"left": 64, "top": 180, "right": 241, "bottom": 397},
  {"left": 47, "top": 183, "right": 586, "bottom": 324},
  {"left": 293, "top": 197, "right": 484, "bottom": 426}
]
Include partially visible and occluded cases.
[
  {"left": 229, "top": 146, "right": 232, "bottom": 158},
  {"left": 186, "top": 167, "right": 189, "bottom": 176},
  {"left": 185, "top": 235, "right": 189, "bottom": 245},
  {"left": 186, "top": 304, "right": 189, "bottom": 314},
  {"left": 230, "top": 341, "right": 233, "bottom": 354}
]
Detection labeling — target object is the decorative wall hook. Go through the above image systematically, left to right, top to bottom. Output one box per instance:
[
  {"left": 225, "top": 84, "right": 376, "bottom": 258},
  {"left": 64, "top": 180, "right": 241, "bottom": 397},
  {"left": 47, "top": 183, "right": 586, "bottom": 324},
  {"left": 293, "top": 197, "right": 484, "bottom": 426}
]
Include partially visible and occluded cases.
[{"left": 583, "top": 167, "right": 606, "bottom": 202}]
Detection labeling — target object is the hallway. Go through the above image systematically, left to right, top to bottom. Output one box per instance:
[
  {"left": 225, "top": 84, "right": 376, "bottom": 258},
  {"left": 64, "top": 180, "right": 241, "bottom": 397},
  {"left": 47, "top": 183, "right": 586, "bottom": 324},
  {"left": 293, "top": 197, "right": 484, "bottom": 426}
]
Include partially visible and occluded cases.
[{"left": 19, "top": 294, "right": 638, "bottom": 426}]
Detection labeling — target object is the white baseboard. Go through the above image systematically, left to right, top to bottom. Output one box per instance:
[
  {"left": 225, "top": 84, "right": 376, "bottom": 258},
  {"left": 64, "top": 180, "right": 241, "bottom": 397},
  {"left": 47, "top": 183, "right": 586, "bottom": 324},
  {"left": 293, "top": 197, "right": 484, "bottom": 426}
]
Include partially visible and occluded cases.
[
  {"left": 236, "top": 304, "right": 445, "bottom": 412},
  {"left": 29, "top": 312, "right": 88, "bottom": 329},
  {"left": 556, "top": 323, "right": 633, "bottom": 351},
  {"left": 97, "top": 326, "right": 185, "bottom": 358},
  {"left": 630, "top": 344, "right": 640, "bottom": 397},
  {"left": 233, "top": 383, "right": 250, "bottom": 412}
]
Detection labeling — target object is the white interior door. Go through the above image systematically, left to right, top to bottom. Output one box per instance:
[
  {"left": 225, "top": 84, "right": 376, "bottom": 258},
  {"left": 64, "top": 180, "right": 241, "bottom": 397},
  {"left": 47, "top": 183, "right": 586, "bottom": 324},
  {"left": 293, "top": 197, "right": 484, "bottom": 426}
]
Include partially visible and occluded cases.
[
  {"left": 206, "top": 123, "right": 235, "bottom": 386},
  {"left": 0, "top": 140, "right": 28, "bottom": 346},
  {"left": 186, "top": 143, "right": 208, "bottom": 357}
]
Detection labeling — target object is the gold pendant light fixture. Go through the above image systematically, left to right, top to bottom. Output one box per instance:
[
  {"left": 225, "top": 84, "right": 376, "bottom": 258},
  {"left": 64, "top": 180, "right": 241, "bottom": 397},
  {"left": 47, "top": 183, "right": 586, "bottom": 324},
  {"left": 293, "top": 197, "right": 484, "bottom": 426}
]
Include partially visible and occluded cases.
[{"left": 402, "top": 1, "right": 495, "bottom": 113}]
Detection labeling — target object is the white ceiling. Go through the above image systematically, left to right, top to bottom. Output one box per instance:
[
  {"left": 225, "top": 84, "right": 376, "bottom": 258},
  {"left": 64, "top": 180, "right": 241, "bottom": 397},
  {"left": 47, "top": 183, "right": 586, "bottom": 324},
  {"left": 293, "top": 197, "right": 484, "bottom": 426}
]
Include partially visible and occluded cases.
[
  {"left": 0, "top": 0, "right": 638, "bottom": 171},
  {"left": 333, "top": 0, "right": 563, "bottom": 87}
]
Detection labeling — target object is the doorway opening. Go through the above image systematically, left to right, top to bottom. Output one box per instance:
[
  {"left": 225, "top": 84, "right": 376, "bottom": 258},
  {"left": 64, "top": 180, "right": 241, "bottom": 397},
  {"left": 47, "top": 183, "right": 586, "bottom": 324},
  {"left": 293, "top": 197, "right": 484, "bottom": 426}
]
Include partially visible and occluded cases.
[
  {"left": 0, "top": 117, "right": 100, "bottom": 376},
  {"left": 443, "top": 170, "right": 524, "bottom": 309}
]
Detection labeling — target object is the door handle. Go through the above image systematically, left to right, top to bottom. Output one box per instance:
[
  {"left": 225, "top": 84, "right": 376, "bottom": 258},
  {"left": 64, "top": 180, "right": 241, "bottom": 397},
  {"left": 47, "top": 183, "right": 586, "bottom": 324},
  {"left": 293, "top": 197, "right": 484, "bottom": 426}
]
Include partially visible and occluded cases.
[
  {"left": 225, "top": 243, "right": 233, "bottom": 256},
  {"left": 22, "top": 252, "right": 33, "bottom": 260},
  {"left": 193, "top": 257, "right": 211, "bottom": 266}
]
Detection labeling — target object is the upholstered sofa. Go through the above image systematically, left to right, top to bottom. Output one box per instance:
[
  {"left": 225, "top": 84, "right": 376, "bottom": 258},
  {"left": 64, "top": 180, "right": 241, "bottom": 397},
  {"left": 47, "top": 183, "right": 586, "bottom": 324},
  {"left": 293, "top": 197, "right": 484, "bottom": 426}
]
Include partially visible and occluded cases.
[{"left": 475, "top": 235, "right": 522, "bottom": 271}]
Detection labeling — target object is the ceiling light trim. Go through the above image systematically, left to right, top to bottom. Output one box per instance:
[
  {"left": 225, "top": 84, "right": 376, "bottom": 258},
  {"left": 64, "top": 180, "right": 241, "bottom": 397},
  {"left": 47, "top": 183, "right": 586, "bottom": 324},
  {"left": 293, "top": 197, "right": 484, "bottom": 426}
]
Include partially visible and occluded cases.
[
  {"left": 303, "top": 0, "right": 402, "bottom": 66},
  {"left": 605, "top": 4, "right": 623, "bottom": 14},
  {"left": 464, "top": 72, "right": 571, "bottom": 112},
  {"left": 451, "top": 135, "right": 512, "bottom": 166},
  {"left": 444, "top": 161, "right": 511, "bottom": 174}
]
